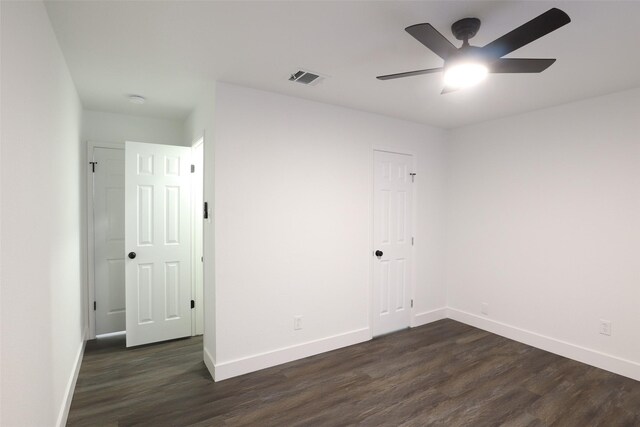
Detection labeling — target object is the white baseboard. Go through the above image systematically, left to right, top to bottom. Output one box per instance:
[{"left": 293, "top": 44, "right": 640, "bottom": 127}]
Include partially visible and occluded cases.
[
  {"left": 208, "top": 307, "right": 640, "bottom": 383},
  {"left": 412, "top": 307, "right": 447, "bottom": 327},
  {"left": 447, "top": 308, "right": 640, "bottom": 382},
  {"left": 56, "top": 328, "right": 87, "bottom": 427},
  {"left": 214, "top": 328, "right": 371, "bottom": 381},
  {"left": 203, "top": 346, "right": 216, "bottom": 380}
]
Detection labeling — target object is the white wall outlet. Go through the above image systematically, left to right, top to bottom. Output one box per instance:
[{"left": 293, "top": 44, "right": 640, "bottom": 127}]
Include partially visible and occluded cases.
[
  {"left": 481, "top": 303, "right": 489, "bottom": 315},
  {"left": 294, "top": 316, "right": 303, "bottom": 331},
  {"left": 599, "top": 319, "right": 612, "bottom": 336}
]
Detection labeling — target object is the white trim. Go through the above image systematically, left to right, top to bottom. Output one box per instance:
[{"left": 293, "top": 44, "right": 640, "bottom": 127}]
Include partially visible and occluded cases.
[
  {"left": 190, "top": 137, "right": 204, "bottom": 336},
  {"left": 192, "top": 137, "right": 204, "bottom": 149},
  {"left": 88, "top": 140, "right": 125, "bottom": 150},
  {"left": 86, "top": 141, "right": 125, "bottom": 339},
  {"left": 86, "top": 143, "right": 96, "bottom": 339},
  {"left": 367, "top": 149, "right": 375, "bottom": 342},
  {"left": 204, "top": 305, "right": 640, "bottom": 384},
  {"left": 411, "top": 307, "right": 447, "bottom": 327},
  {"left": 447, "top": 307, "right": 640, "bottom": 382},
  {"left": 214, "top": 328, "right": 371, "bottom": 381},
  {"left": 56, "top": 329, "right": 87, "bottom": 427},
  {"left": 203, "top": 346, "right": 216, "bottom": 380}
]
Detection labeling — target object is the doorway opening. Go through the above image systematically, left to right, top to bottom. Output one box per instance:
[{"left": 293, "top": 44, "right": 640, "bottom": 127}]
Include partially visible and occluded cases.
[
  {"left": 87, "top": 139, "right": 205, "bottom": 345},
  {"left": 371, "top": 149, "right": 415, "bottom": 337}
]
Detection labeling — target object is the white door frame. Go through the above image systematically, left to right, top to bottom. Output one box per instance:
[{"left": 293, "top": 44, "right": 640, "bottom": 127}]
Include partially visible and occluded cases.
[
  {"left": 190, "top": 137, "right": 204, "bottom": 336},
  {"left": 86, "top": 140, "right": 125, "bottom": 340},
  {"left": 369, "top": 147, "right": 417, "bottom": 336}
]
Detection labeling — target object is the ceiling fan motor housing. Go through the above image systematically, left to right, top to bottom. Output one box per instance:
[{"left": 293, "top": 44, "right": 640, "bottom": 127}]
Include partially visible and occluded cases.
[{"left": 451, "top": 17, "right": 481, "bottom": 42}]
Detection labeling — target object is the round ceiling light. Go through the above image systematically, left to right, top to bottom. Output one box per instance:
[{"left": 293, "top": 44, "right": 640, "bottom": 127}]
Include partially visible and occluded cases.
[
  {"left": 443, "top": 62, "right": 488, "bottom": 90},
  {"left": 128, "top": 95, "right": 146, "bottom": 104}
]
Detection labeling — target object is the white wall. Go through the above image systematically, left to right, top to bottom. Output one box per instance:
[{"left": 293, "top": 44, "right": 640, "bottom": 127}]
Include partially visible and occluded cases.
[
  {"left": 0, "top": 2, "right": 4, "bottom": 419},
  {"left": 1, "top": 2, "right": 84, "bottom": 425},
  {"left": 211, "top": 83, "right": 447, "bottom": 379},
  {"left": 184, "top": 84, "right": 217, "bottom": 373},
  {"left": 446, "top": 87, "right": 640, "bottom": 379},
  {"left": 82, "top": 110, "right": 186, "bottom": 146}
]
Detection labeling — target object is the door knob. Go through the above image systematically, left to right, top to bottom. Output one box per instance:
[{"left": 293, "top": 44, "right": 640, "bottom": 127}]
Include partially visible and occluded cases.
[
  {"left": 375, "top": 250, "right": 383, "bottom": 257},
  {"left": 128, "top": 252, "right": 136, "bottom": 259}
]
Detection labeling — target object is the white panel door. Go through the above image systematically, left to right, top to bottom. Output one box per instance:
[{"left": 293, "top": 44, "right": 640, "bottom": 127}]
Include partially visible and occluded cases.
[
  {"left": 125, "top": 141, "right": 192, "bottom": 347},
  {"left": 93, "top": 147, "right": 126, "bottom": 335},
  {"left": 373, "top": 150, "right": 413, "bottom": 336}
]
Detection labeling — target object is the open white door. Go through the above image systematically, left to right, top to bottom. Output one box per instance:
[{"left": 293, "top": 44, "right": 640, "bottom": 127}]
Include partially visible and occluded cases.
[
  {"left": 125, "top": 141, "right": 192, "bottom": 347},
  {"left": 372, "top": 150, "right": 413, "bottom": 336}
]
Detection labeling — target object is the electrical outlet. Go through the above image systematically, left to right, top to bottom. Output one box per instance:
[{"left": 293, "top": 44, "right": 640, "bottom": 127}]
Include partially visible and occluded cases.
[
  {"left": 481, "top": 303, "right": 489, "bottom": 315},
  {"left": 294, "top": 316, "right": 303, "bottom": 331},
  {"left": 599, "top": 319, "right": 612, "bottom": 336}
]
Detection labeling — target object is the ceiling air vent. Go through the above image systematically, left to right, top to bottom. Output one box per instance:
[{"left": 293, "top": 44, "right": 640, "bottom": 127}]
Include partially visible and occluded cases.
[{"left": 289, "top": 69, "right": 325, "bottom": 86}]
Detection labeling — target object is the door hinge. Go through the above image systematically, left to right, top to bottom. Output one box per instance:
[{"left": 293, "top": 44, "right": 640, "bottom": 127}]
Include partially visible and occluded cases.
[
  {"left": 89, "top": 161, "right": 98, "bottom": 173},
  {"left": 191, "top": 164, "right": 195, "bottom": 173},
  {"left": 409, "top": 172, "right": 416, "bottom": 183},
  {"left": 203, "top": 201, "right": 209, "bottom": 219},
  {"left": 411, "top": 237, "right": 414, "bottom": 246},
  {"left": 201, "top": 256, "right": 203, "bottom": 262},
  {"left": 411, "top": 299, "right": 414, "bottom": 308},
  {"left": 190, "top": 300, "right": 195, "bottom": 309},
  {"left": 93, "top": 301, "right": 96, "bottom": 311}
]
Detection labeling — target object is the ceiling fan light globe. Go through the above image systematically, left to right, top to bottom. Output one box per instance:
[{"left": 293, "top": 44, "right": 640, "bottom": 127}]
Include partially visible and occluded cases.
[{"left": 443, "top": 63, "right": 488, "bottom": 89}]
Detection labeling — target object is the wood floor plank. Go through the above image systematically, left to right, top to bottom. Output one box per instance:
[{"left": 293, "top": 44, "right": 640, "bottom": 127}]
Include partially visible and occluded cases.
[{"left": 67, "top": 320, "right": 640, "bottom": 426}]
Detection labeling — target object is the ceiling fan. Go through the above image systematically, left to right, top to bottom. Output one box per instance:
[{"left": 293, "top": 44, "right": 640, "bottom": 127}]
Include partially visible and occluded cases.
[{"left": 377, "top": 8, "right": 571, "bottom": 93}]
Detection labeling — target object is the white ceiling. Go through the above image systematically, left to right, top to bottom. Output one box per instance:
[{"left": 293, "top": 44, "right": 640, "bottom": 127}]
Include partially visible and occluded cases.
[{"left": 45, "top": 1, "right": 640, "bottom": 129}]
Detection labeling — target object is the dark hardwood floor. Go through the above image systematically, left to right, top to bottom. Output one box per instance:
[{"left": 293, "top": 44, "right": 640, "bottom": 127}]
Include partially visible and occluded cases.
[{"left": 67, "top": 320, "right": 640, "bottom": 426}]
